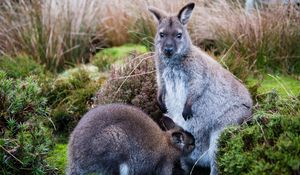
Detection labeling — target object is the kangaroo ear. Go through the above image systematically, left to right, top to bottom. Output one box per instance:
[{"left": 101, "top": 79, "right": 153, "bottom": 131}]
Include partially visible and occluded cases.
[
  {"left": 177, "top": 2, "right": 195, "bottom": 25},
  {"left": 148, "top": 6, "right": 167, "bottom": 23},
  {"left": 160, "top": 116, "right": 176, "bottom": 130},
  {"left": 171, "top": 131, "right": 185, "bottom": 150}
]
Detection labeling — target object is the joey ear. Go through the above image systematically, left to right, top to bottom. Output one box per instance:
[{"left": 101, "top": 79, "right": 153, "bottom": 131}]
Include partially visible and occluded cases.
[
  {"left": 177, "top": 2, "right": 195, "bottom": 25},
  {"left": 148, "top": 6, "right": 167, "bottom": 23},
  {"left": 160, "top": 116, "right": 176, "bottom": 130},
  {"left": 171, "top": 131, "right": 184, "bottom": 147}
]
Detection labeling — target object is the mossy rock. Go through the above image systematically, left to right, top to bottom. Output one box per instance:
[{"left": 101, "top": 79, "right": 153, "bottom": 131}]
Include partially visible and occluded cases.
[{"left": 92, "top": 44, "right": 148, "bottom": 71}]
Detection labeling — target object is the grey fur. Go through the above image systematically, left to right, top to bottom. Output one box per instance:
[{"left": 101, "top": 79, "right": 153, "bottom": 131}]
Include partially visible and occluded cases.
[
  {"left": 149, "top": 3, "right": 253, "bottom": 175},
  {"left": 67, "top": 104, "right": 195, "bottom": 175}
]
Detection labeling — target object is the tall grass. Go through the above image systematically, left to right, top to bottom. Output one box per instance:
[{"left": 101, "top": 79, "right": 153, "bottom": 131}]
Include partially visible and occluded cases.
[
  {"left": 0, "top": 0, "right": 299, "bottom": 73},
  {"left": 0, "top": 0, "right": 106, "bottom": 72},
  {"left": 192, "top": 0, "right": 300, "bottom": 74}
]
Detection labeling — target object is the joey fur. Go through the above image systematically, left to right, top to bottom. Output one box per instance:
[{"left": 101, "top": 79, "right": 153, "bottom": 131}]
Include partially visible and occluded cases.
[
  {"left": 149, "top": 3, "right": 253, "bottom": 175},
  {"left": 67, "top": 104, "right": 195, "bottom": 175}
]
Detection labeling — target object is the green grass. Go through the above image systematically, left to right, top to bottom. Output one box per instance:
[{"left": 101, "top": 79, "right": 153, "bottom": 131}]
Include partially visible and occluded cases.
[
  {"left": 92, "top": 44, "right": 148, "bottom": 71},
  {"left": 96, "top": 44, "right": 148, "bottom": 58},
  {"left": 0, "top": 55, "right": 46, "bottom": 79},
  {"left": 247, "top": 74, "right": 300, "bottom": 97},
  {"left": 46, "top": 144, "right": 68, "bottom": 175}
]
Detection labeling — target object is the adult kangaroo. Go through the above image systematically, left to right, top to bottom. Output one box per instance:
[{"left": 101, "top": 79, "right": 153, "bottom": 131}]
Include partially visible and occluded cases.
[{"left": 149, "top": 3, "right": 253, "bottom": 175}]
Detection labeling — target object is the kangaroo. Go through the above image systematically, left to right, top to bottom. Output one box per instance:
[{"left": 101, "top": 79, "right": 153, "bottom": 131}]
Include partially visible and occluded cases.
[
  {"left": 149, "top": 3, "right": 253, "bottom": 175},
  {"left": 67, "top": 104, "right": 195, "bottom": 175}
]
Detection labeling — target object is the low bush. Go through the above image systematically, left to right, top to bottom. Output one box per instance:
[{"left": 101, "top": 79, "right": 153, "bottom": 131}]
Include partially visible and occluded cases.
[
  {"left": 94, "top": 52, "right": 163, "bottom": 121},
  {"left": 46, "top": 69, "right": 105, "bottom": 134},
  {"left": 0, "top": 71, "right": 56, "bottom": 174},
  {"left": 217, "top": 92, "right": 300, "bottom": 175}
]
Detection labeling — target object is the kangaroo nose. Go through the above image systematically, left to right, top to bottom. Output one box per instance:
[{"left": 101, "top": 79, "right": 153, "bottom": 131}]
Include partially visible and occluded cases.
[{"left": 164, "top": 47, "right": 174, "bottom": 56}]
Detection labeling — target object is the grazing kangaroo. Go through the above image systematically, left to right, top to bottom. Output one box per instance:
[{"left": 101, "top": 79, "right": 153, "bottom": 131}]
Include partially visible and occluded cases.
[
  {"left": 149, "top": 3, "right": 253, "bottom": 175},
  {"left": 67, "top": 104, "right": 195, "bottom": 175}
]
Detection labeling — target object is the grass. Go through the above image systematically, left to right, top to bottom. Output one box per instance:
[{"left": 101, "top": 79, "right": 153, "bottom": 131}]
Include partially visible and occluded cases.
[
  {"left": 0, "top": 0, "right": 106, "bottom": 72},
  {"left": 1, "top": 0, "right": 299, "bottom": 74},
  {"left": 92, "top": 44, "right": 148, "bottom": 71},
  {"left": 0, "top": 54, "right": 46, "bottom": 79},
  {"left": 247, "top": 74, "right": 300, "bottom": 97},
  {"left": 46, "top": 144, "right": 68, "bottom": 175}
]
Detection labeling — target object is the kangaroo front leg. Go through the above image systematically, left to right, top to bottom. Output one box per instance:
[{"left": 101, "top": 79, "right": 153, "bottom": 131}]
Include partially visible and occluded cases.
[
  {"left": 157, "top": 87, "right": 167, "bottom": 113},
  {"left": 182, "top": 97, "right": 193, "bottom": 120},
  {"left": 208, "top": 130, "right": 222, "bottom": 175}
]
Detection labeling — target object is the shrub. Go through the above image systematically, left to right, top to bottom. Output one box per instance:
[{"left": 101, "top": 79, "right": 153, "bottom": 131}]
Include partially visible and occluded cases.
[
  {"left": 94, "top": 52, "right": 163, "bottom": 122},
  {"left": 46, "top": 68, "right": 106, "bottom": 134},
  {"left": 0, "top": 71, "right": 56, "bottom": 174},
  {"left": 217, "top": 92, "right": 300, "bottom": 175}
]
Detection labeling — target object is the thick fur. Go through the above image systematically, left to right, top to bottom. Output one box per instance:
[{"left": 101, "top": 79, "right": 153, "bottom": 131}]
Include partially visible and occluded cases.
[
  {"left": 149, "top": 3, "right": 253, "bottom": 175},
  {"left": 67, "top": 104, "right": 195, "bottom": 175}
]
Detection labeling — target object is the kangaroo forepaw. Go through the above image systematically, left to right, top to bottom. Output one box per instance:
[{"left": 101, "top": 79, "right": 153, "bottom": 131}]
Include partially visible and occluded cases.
[
  {"left": 158, "top": 102, "right": 167, "bottom": 113},
  {"left": 182, "top": 106, "right": 193, "bottom": 120}
]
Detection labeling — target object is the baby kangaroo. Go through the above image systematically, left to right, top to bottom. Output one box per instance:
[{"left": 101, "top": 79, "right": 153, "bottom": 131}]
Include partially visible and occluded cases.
[{"left": 67, "top": 104, "right": 195, "bottom": 175}]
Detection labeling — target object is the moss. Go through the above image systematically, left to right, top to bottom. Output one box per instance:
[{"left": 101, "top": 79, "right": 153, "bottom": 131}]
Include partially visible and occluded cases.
[
  {"left": 92, "top": 44, "right": 148, "bottom": 71},
  {"left": 0, "top": 55, "right": 46, "bottom": 79},
  {"left": 247, "top": 74, "right": 300, "bottom": 97},
  {"left": 217, "top": 93, "right": 300, "bottom": 175},
  {"left": 46, "top": 144, "right": 68, "bottom": 175}
]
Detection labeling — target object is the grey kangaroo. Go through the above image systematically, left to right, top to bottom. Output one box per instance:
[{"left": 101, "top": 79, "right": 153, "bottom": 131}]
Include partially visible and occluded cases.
[
  {"left": 149, "top": 3, "right": 253, "bottom": 175},
  {"left": 67, "top": 104, "right": 195, "bottom": 175}
]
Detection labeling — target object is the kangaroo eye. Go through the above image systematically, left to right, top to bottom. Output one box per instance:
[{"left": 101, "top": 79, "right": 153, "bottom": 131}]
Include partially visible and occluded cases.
[
  {"left": 159, "top": 32, "right": 165, "bottom": 38},
  {"left": 176, "top": 33, "right": 182, "bottom": 39}
]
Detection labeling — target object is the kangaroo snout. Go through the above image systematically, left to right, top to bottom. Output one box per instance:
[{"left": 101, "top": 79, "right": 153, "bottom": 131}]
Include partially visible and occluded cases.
[{"left": 164, "top": 45, "right": 174, "bottom": 57}]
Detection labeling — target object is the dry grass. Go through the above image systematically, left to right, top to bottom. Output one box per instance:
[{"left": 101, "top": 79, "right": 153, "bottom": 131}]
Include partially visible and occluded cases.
[
  {"left": 0, "top": 0, "right": 299, "bottom": 73},
  {"left": 0, "top": 0, "right": 106, "bottom": 72},
  {"left": 192, "top": 0, "right": 300, "bottom": 73}
]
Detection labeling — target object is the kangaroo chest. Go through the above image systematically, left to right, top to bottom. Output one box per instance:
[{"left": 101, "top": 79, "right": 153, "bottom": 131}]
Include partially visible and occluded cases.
[{"left": 162, "top": 68, "right": 188, "bottom": 128}]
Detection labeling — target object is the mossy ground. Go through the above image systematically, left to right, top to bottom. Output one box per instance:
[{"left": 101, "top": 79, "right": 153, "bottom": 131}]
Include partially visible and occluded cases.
[
  {"left": 92, "top": 44, "right": 148, "bottom": 71},
  {"left": 247, "top": 74, "right": 300, "bottom": 97},
  {"left": 46, "top": 144, "right": 68, "bottom": 175}
]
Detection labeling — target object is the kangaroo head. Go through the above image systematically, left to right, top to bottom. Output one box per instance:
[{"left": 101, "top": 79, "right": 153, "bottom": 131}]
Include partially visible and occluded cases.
[
  {"left": 149, "top": 3, "right": 195, "bottom": 59},
  {"left": 161, "top": 116, "right": 195, "bottom": 156}
]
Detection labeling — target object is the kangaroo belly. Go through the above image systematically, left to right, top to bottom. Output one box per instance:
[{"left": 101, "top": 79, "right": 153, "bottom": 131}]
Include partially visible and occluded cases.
[{"left": 163, "top": 69, "right": 188, "bottom": 129}]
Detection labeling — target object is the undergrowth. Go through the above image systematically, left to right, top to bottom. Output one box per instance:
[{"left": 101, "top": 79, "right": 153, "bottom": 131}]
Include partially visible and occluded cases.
[
  {"left": 0, "top": 71, "right": 56, "bottom": 174},
  {"left": 217, "top": 92, "right": 300, "bottom": 175}
]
